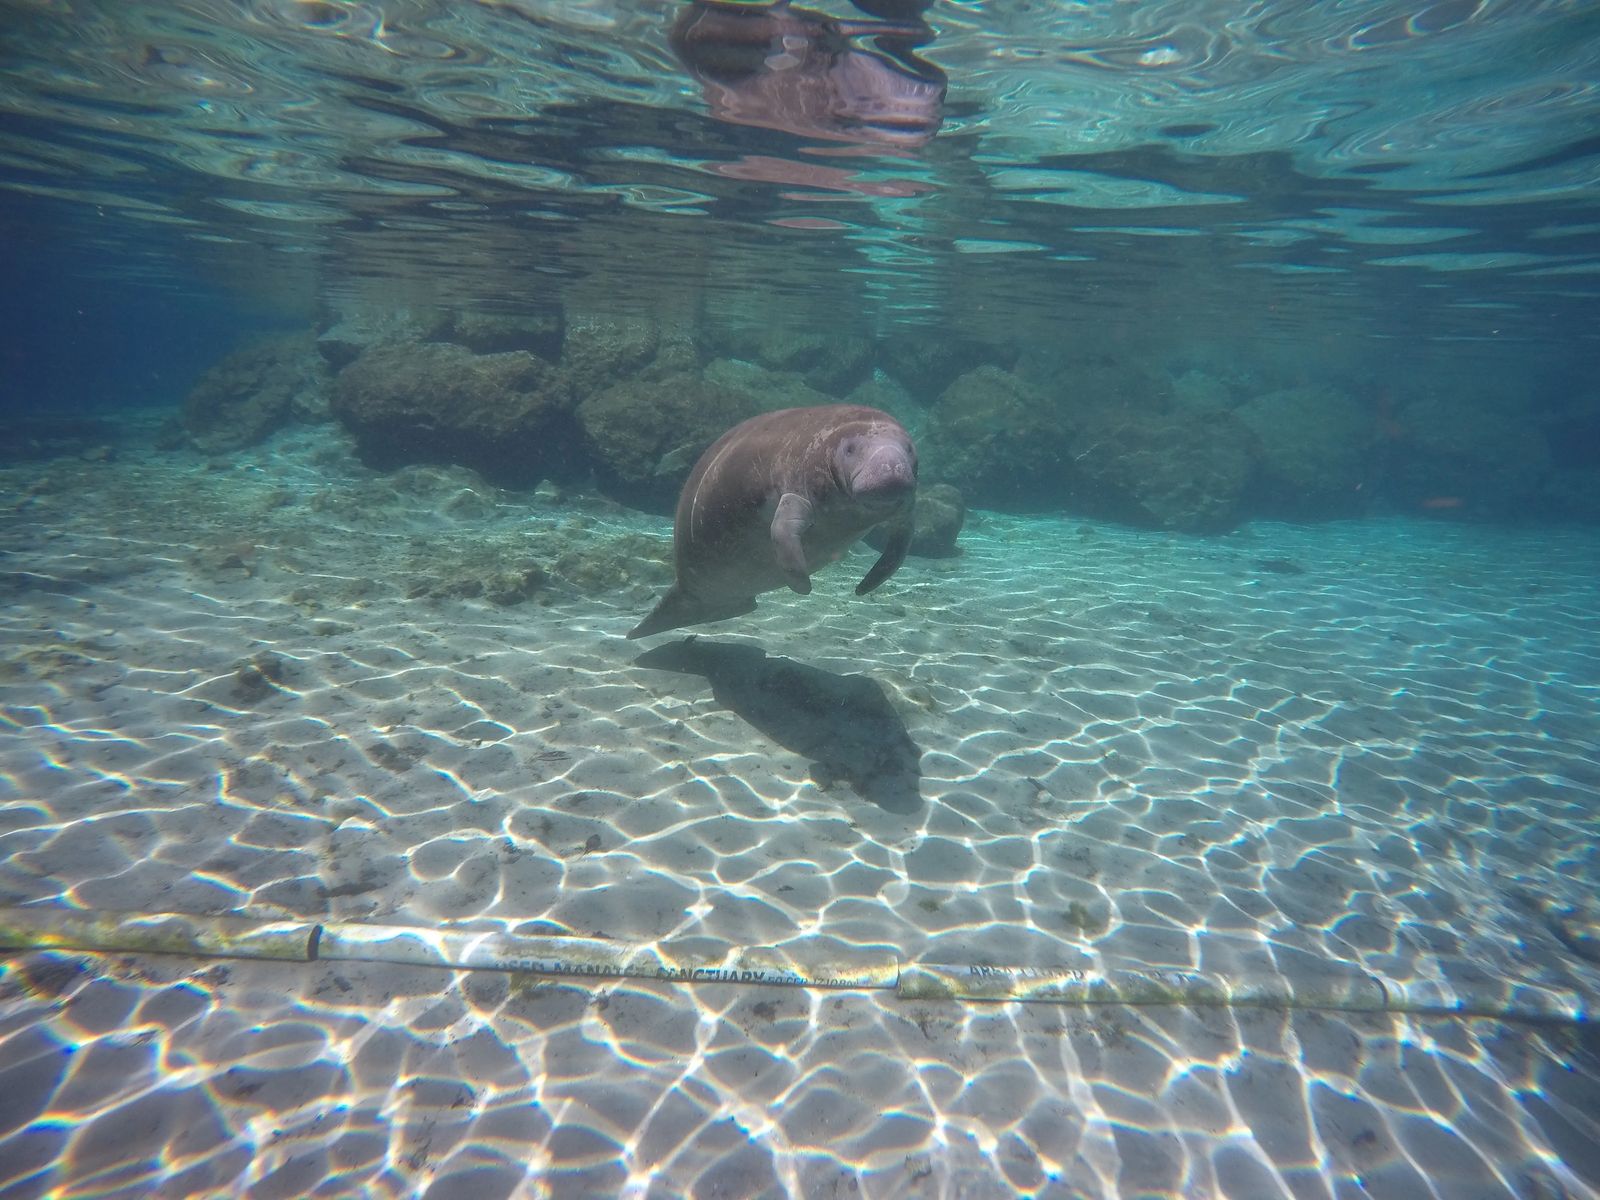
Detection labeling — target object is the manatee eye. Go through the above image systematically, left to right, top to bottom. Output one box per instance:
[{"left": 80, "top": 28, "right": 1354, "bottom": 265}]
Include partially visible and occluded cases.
[{"left": 842, "top": 441, "right": 857, "bottom": 457}]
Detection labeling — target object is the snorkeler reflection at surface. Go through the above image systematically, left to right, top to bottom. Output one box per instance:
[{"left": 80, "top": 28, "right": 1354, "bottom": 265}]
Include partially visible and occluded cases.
[{"left": 669, "top": 0, "right": 946, "bottom": 148}]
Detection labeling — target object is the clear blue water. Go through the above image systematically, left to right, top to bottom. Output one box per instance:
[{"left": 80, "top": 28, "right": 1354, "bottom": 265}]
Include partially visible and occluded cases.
[
  {"left": 3, "top": 2, "right": 1598, "bottom": 354},
  {"left": 2, "top": 3, "right": 1599, "bottom": 1198}
]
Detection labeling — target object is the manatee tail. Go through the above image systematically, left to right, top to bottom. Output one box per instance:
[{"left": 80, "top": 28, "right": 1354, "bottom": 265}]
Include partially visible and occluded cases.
[{"left": 627, "top": 586, "right": 758, "bottom": 639}]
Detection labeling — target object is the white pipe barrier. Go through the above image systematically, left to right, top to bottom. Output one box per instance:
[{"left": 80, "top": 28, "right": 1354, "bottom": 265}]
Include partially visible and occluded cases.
[
  {"left": 0, "top": 908, "right": 1590, "bottom": 1024},
  {"left": 315, "top": 921, "right": 900, "bottom": 990}
]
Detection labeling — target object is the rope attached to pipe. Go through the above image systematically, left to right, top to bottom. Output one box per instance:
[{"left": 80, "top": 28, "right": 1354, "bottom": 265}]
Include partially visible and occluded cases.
[{"left": 0, "top": 908, "right": 1590, "bottom": 1024}]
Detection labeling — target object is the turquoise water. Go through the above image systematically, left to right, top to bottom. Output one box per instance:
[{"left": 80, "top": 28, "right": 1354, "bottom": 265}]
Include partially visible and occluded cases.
[
  {"left": 4, "top": 1, "right": 1598, "bottom": 347},
  {"left": 1, "top": 3, "right": 1599, "bottom": 1198}
]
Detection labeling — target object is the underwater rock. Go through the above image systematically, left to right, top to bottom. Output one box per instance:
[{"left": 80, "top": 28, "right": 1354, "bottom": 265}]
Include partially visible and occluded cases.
[
  {"left": 316, "top": 309, "right": 451, "bottom": 370},
  {"left": 441, "top": 309, "right": 564, "bottom": 360},
  {"left": 560, "top": 315, "right": 662, "bottom": 395},
  {"left": 646, "top": 327, "right": 706, "bottom": 379},
  {"left": 718, "top": 329, "right": 873, "bottom": 396},
  {"left": 181, "top": 334, "right": 329, "bottom": 453},
  {"left": 879, "top": 334, "right": 1011, "bottom": 401},
  {"left": 332, "top": 341, "right": 575, "bottom": 486},
  {"left": 1019, "top": 355, "right": 1172, "bottom": 415},
  {"left": 702, "top": 358, "right": 834, "bottom": 413},
  {"left": 919, "top": 366, "right": 1074, "bottom": 505},
  {"left": 576, "top": 370, "right": 759, "bottom": 509},
  {"left": 1235, "top": 385, "right": 1373, "bottom": 517},
  {"left": 1070, "top": 407, "right": 1256, "bottom": 533},
  {"left": 909, "top": 481, "right": 965, "bottom": 557},
  {"left": 866, "top": 482, "right": 964, "bottom": 558}
]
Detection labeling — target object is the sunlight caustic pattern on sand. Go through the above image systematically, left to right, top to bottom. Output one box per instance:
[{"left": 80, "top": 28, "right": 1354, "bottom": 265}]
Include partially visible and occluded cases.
[{"left": 2, "top": 429, "right": 1598, "bottom": 1197}]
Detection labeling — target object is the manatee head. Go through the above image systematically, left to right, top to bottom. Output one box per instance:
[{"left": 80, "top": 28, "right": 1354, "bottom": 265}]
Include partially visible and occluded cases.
[{"left": 835, "top": 423, "right": 917, "bottom": 509}]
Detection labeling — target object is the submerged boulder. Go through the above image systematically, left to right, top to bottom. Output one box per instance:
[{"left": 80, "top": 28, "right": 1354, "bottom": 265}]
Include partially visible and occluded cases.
[
  {"left": 442, "top": 309, "right": 564, "bottom": 360},
  {"left": 316, "top": 310, "right": 451, "bottom": 370},
  {"left": 561, "top": 316, "right": 664, "bottom": 396},
  {"left": 719, "top": 329, "right": 873, "bottom": 396},
  {"left": 182, "top": 333, "right": 329, "bottom": 453},
  {"left": 879, "top": 334, "right": 1010, "bottom": 401},
  {"left": 331, "top": 341, "right": 574, "bottom": 485},
  {"left": 702, "top": 358, "right": 834, "bottom": 413},
  {"left": 919, "top": 366, "right": 1074, "bottom": 506},
  {"left": 576, "top": 371, "right": 758, "bottom": 509},
  {"left": 1235, "top": 385, "right": 1373, "bottom": 516},
  {"left": 1070, "top": 407, "right": 1256, "bottom": 532},
  {"left": 866, "top": 482, "right": 965, "bottom": 557}
]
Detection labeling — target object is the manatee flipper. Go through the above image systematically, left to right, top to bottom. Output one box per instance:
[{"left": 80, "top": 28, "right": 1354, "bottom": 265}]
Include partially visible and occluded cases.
[
  {"left": 771, "top": 491, "right": 815, "bottom": 594},
  {"left": 856, "top": 516, "right": 913, "bottom": 595},
  {"left": 627, "top": 585, "right": 758, "bottom": 639}
]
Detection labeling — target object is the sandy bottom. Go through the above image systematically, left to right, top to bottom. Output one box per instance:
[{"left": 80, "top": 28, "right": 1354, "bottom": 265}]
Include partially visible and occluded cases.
[{"left": 2, "top": 418, "right": 1598, "bottom": 1198}]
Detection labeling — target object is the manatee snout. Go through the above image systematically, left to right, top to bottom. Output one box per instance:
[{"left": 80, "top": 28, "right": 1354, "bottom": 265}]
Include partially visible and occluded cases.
[{"left": 845, "top": 436, "right": 917, "bottom": 504}]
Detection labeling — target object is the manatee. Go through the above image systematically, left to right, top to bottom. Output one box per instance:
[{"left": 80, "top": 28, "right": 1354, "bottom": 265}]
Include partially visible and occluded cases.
[{"left": 628, "top": 405, "right": 918, "bottom": 638}]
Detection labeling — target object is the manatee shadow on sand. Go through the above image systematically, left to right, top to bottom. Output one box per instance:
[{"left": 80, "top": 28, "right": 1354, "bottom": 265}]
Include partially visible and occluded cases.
[{"left": 634, "top": 638, "right": 924, "bottom": 814}]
